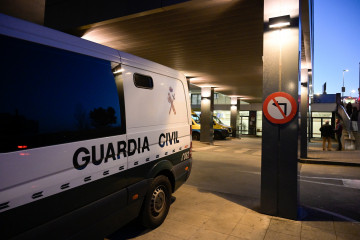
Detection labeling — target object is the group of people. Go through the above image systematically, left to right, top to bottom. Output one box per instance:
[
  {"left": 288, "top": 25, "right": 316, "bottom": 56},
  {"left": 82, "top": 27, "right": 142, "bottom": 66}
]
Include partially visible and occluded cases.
[{"left": 320, "top": 119, "right": 343, "bottom": 151}]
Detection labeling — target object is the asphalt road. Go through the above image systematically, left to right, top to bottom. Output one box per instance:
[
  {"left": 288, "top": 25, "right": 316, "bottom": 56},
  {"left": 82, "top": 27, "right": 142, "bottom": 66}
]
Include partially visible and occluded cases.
[
  {"left": 109, "top": 137, "right": 360, "bottom": 239},
  {"left": 189, "top": 137, "right": 360, "bottom": 221},
  {"left": 300, "top": 164, "right": 360, "bottom": 221}
]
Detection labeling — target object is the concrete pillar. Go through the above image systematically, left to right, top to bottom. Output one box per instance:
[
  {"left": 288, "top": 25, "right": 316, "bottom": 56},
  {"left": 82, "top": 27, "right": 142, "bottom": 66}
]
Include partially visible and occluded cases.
[
  {"left": 261, "top": 0, "right": 300, "bottom": 220},
  {"left": 300, "top": 69, "right": 309, "bottom": 158},
  {"left": 308, "top": 71, "right": 312, "bottom": 141},
  {"left": 200, "top": 87, "right": 214, "bottom": 144},
  {"left": 230, "top": 97, "right": 239, "bottom": 137}
]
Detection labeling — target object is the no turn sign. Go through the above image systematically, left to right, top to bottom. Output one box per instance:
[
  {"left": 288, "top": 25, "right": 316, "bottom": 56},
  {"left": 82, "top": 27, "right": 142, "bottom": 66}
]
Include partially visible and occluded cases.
[{"left": 263, "top": 92, "right": 297, "bottom": 124}]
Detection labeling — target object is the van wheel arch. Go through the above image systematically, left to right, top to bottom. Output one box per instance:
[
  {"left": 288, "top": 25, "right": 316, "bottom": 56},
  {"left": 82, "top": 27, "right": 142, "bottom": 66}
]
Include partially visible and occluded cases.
[{"left": 156, "top": 170, "right": 175, "bottom": 193}]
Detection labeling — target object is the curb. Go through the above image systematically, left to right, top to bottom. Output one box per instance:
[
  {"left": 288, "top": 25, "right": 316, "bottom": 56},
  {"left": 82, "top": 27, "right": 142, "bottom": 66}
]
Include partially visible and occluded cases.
[
  {"left": 299, "top": 158, "right": 360, "bottom": 167},
  {"left": 300, "top": 205, "right": 360, "bottom": 223}
]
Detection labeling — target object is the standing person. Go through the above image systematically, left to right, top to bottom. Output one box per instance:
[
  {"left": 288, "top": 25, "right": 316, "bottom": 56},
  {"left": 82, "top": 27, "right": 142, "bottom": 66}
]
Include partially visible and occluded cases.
[
  {"left": 346, "top": 102, "right": 352, "bottom": 116},
  {"left": 351, "top": 107, "right": 358, "bottom": 131},
  {"left": 335, "top": 118, "right": 343, "bottom": 151},
  {"left": 320, "top": 121, "right": 333, "bottom": 151}
]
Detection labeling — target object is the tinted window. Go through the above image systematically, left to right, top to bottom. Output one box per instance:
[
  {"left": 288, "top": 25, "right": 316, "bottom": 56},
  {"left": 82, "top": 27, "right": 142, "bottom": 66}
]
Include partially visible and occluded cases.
[
  {"left": 0, "top": 35, "right": 125, "bottom": 153},
  {"left": 133, "top": 73, "right": 153, "bottom": 89}
]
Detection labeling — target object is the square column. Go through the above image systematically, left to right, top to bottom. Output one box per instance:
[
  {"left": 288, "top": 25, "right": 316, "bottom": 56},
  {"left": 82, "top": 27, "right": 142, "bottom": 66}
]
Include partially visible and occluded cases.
[
  {"left": 261, "top": 0, "right": 300, "bottom": 220},
  {"left": 300, "top": 69, "right": 309, "bottom": 158},
  {"left": 200, "top": 87, "right": 214, "bottom": 143},
  {"left": 230, "top": 97, "right": 240, "bottom": 137}
]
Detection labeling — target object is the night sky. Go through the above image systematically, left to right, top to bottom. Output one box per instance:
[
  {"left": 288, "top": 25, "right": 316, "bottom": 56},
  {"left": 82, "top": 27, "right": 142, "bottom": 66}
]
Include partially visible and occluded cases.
[{"left": 314, "top": 0, "right": 360, "bottom": 97}]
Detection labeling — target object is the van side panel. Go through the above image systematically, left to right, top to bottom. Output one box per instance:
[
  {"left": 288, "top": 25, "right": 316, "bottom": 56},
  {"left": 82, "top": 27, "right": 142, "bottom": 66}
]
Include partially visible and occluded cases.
[
  {"left": 122, "top": 65, "right": 191, "bottom": 189},
  {"left": 123, "top": 66, "right": 188, "bottom": 129}
]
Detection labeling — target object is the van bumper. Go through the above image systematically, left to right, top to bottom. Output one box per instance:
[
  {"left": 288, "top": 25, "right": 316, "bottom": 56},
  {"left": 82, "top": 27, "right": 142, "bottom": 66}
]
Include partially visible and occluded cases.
[
  {"left": 215, "top": 129, "right": 229, "bottom": 139},
  {"left": 172, "top": 157, "right": 192, "bottom": 192}
]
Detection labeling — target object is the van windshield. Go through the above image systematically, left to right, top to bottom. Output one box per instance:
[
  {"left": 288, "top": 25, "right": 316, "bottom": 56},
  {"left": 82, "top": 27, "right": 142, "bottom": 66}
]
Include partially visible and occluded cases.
[
  {"left": 191, "top": 114, "right": 200, "bottom": 124},
  {"left": 213, "top": 116, "right": 224, "bottom": 125}
]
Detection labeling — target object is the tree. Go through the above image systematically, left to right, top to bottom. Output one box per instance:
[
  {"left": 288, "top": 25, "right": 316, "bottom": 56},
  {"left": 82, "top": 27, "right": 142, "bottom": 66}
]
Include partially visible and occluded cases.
[{"left": 89, "top": 107, "right": 117, "bottom": 128}]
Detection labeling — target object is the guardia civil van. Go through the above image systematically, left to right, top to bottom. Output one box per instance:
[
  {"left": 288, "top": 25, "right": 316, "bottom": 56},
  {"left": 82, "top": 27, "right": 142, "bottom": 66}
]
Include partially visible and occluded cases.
[{"left": 0, "top": 14, "right": 192, "bottom": 239}]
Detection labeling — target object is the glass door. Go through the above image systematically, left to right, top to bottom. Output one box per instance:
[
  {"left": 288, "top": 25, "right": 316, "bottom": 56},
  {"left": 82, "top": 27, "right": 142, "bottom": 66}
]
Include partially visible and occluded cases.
[
  {"left": 240, "top": 116, "right": 249, "bottom": 135},
  {"left": 313, "top": 118, "right": 332, "bottom": 138}
]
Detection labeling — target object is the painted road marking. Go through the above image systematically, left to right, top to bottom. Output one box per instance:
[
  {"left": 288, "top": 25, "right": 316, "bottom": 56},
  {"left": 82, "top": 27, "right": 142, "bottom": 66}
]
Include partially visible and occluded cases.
[
  {"left": 300, "top": 176, "right": 360, "bottom": 189},
  {"left": 342, "top": 179, "right": 360, "bottom": 189}
]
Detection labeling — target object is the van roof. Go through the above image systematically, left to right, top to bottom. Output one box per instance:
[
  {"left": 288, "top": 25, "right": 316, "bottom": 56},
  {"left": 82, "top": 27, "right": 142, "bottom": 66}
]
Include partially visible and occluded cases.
[{"left": 0, "top": 14, "right": 184, "bottom": 80}]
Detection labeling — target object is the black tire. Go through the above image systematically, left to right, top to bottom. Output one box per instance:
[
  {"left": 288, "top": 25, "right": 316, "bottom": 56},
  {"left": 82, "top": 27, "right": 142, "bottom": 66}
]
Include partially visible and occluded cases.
[
  {"left": 214, "top": 131, "right": 222, "bottom": 140},
  {"left": 192, "top": 132, "right": 200, "bottom": 141},
  {"left": 141, "top": 175, "right": 172, "bottom": 229}
]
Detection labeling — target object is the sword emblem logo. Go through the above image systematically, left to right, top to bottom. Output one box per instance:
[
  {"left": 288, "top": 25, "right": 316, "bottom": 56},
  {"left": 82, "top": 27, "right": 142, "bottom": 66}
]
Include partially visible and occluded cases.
[{"left": 168, "top": 86, "right": 176, "bottom": 115}]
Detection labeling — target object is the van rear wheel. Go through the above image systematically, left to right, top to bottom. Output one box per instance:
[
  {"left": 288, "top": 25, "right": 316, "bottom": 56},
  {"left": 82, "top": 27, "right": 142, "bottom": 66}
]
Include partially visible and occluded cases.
[{"left": 141, "top": 175, "right": 172, "bottom": 229}]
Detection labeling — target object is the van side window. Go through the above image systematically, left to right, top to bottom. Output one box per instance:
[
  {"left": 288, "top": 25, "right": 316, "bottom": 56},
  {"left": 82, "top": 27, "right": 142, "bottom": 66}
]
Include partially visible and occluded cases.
[
  {"left": 0, "top": 35, "right": 125, "bottom": 153},
  {"left": 133, "top": 73, "right": 153, "bottom": 89}
]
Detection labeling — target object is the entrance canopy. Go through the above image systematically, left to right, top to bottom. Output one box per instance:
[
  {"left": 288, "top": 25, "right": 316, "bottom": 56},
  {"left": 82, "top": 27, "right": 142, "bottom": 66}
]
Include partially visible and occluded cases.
[{"left": 44, "top": 0, "right": 313, "bottom": 102}]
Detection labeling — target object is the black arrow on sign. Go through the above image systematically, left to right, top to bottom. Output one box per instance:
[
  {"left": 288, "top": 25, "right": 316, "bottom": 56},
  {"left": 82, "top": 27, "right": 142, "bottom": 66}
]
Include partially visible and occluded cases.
[{"left": 272, "top": 101, "right": 287, "bottom": 115}]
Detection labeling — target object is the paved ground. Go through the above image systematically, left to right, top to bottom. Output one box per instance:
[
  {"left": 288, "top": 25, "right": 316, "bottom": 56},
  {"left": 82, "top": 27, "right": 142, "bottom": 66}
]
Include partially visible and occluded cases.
[
  {"left": 109, "top": 137, "right": 360, "bottom": 240},
  {"left": 302, "top": 139, "right": 360, "bottom": 166}
]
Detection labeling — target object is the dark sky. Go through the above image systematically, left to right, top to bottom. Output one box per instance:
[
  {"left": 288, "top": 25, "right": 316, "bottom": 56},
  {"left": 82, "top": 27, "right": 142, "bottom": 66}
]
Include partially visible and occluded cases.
[{"left": 314, "top": 0, "right": 360, "bottom": 97}]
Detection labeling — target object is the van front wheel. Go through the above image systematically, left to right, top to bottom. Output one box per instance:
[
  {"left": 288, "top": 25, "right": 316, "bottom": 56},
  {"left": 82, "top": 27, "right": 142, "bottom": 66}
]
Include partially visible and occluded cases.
[
  {"left": 214, "top": 131, "right": 222, "bottom": 139},
  {"left": 141, "top": 175, "right": 172, "bottom": 229}
]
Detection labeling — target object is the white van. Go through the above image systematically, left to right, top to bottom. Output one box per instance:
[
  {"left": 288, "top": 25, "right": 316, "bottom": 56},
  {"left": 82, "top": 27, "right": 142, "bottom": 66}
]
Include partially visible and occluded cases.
[{"left": 0, "top": 14, "right": 192, "bottom": 239}]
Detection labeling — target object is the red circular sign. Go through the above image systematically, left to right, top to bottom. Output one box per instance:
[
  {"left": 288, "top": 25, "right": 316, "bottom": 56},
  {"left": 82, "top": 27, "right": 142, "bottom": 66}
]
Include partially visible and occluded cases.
[{"left": 263, "top": 92, "right": 297, "bottom": 124}]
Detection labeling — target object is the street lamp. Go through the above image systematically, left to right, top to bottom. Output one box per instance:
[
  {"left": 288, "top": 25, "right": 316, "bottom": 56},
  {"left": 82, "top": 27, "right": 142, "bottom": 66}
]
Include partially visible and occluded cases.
[{"left": 342, "top": 69, "right": 349, "bottom": 98}]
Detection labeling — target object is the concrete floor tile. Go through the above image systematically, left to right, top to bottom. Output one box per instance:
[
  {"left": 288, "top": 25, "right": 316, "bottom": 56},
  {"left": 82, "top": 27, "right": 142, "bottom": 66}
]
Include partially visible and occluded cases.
[
  {"left": 173, "top": 189, "right": 209, "bottom": 203},
  {"left": 171, "top": 198, "right": 218, "bottom": 217},
  {"left": 192, "top": 201, "right": 225, "bottom": 216},
  {"left": 221, "top": 202, "right": 249, "bottom": 215},
  {"left": 167, "top": 206, "right": 210, "bottom": 227},
  {"left": 212, "top": 207, "right": 246, "bottom": 222},
  {"left": 202, "top": 211, "right": 244, "bottom": 235},
  {"left": 238, "top": 211, "right": 271, "bottom": 229},
  {"left": 267, "top": 218, "right": 301, "bottom": 237},
  {"left": 156, "top": 219, "right": 199, "bottom": 239},
  {"left": 302, "top": 221, "right": 335, "bottom": 231},
  {"left": 334, "top": 221, "right": 360, "bottom": 236},
  {"left": 230, "top": 223, "right": 267, "bottom": 240},
  {"left": 301, "top": 225, "right": 337, "bottom": 240},
  {"left": 188, "top": 228, "right": 228, "bottom": 240},
  {"left": 130, "top": 230, "right": 183, "bottom": 240},
  {"left": 264, "top": 230, "right": 300, "bottom": 240},
  {"left": 336, "top": 231, "right": 360, "bottom": 240},
  {"left": 226, "top": 237, "right": 246, "bottom": 240}
]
